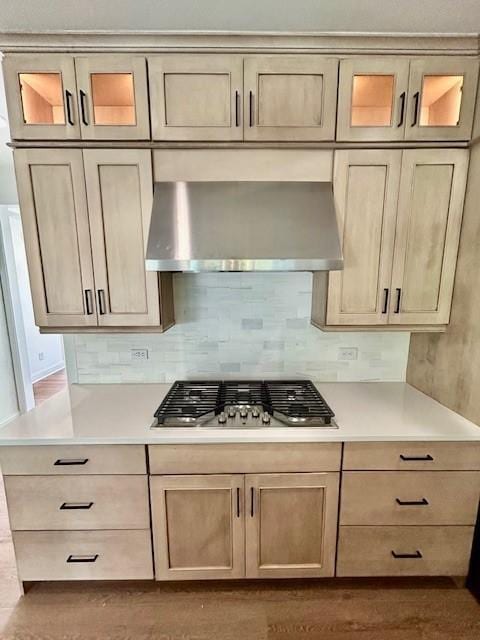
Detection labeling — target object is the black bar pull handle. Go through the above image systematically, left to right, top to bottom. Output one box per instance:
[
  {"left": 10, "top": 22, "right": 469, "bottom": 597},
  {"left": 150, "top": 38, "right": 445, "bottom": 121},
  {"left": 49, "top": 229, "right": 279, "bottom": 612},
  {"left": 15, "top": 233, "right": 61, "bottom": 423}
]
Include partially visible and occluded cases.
[
  {"left": 79, "top": 89, "right": 89, "bottom": 126},
  {"left": 65, "top": 90, "right": 75, "bottom": 126},
  {"left": 235, "top": 90, "right": 240, "bottom": 127},
  {"left": 249, "top": 91, "right": 254, "bottom": 127},
  {"left": 397, "top": 91, "right": 406, "bottom": 127},
  {"left": 411, "top": 91, "right": 420, "bottom": 127},
  {"left": 382, "top": 288, "right": 389, "bottom": 314},
  {"left": 394, "top": 288, "right": 401, "bottom": 314},
  {"left": 85, "top": 289, "right": 94, "bottom": 315},
  {"left": 97, "top": 289, "right": 107, "bottom": 315},
  {"left": 400, "top": 454, "right": 434, "bottom": 462},
  {"left": 54, "top": 458, "right": 89, "bottom": 466},
  {"left": 236, "top": 487, "right": 241, "bottom": 518},
  {"left": 250, "top": 487, "right": 255, "bottom": 517},
  {"left": 396, "top": 497, "right": 429, "bottom": 506},
  {"left": 60, "top": 502, "right": 94, "bottom": 510},
  {"left": 392, "top": 550, "right": 422, "bottom": 559},
  {"left": 67, "top": 554, "right": 98, "bottom": 563}
]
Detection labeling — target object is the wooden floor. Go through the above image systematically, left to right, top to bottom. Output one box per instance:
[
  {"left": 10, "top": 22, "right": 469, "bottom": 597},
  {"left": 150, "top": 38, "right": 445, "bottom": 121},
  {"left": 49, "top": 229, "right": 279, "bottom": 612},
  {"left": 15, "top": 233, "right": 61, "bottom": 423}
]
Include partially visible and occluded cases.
[{"left": 33, "top": 369, "right": 67, "bottom": 406}]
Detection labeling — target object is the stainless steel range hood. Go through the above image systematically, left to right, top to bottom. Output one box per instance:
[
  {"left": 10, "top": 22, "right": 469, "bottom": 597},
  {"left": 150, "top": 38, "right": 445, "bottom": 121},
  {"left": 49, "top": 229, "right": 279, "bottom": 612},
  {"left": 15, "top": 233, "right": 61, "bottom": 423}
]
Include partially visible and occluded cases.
[{"left": 146, "top": 181, "right": 343, "bottom": 272}]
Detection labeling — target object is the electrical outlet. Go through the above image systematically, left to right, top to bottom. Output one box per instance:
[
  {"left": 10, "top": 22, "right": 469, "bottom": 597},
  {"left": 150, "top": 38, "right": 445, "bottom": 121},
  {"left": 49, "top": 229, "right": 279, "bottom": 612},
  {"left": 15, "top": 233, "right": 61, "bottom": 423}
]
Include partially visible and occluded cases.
[
  {"left": 338, "top": 347, "right": 358, "bottom": 361},
  {"left": 131, "top": 349, "right": 149, "bottom": 361},
  {"left": 38, "top": 352, "right": 44, "bottom": 361}
]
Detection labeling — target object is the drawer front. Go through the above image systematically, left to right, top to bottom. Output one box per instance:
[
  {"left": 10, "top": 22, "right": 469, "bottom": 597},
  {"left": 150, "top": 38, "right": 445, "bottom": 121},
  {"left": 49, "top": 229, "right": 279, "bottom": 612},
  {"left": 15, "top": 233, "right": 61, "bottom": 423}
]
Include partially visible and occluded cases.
[
  {"left": 343, "top": 442, "right": 480, "bottom": 471},
  {"left": 148, "top": 443, "right": 342, "bottom": 474},
  {"left": 0, "top": 445, "right": 146, "bottom": 475},
  {"left": 341, "top": 471, "right": 480, "bottom": 525},
  {"left": 4, "top": 475, "right": 150, "bottom": 530},
  {"left": 337, "top": 526, "right": 474, "bottom": 576},
  {"left": 13, "top": 530, "right": 154, "bottom": 581}
]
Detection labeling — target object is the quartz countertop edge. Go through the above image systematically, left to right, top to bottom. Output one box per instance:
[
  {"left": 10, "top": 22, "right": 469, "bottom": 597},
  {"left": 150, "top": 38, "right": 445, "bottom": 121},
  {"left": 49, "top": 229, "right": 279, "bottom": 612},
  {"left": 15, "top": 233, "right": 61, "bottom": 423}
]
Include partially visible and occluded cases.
[{"left": 0, "top": 382, "right": 479, "bottom": 445}]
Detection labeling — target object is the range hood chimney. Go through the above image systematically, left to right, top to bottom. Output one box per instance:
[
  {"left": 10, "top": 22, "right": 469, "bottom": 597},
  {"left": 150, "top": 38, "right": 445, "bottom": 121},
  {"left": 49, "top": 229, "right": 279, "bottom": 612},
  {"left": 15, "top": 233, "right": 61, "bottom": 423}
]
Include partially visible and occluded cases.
[{"left": 146, "top": 181, "right": 343, "bottom": 272}]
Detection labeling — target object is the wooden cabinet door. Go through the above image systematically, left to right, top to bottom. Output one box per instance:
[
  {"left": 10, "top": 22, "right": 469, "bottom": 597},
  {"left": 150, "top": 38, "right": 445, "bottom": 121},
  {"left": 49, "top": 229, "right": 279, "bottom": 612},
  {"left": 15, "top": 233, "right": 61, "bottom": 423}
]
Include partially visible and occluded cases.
[
  {"left": 3, "top": 54, "right": 80, "bottom": 140},
  {"left": 74, "top": 55, "right": 150, "bottom": 140},
  {"left": 148, "top": 55, "right": 243, "bottom": 141},
  {"left": 244, "top": 56, "right": 338, "bottom": 141},
  {"left": 337, "top": 57, "right": 410, "bottom": 141},
  {"left": 405, "top": 57, "right": 479, "bottom": 141},
  {"left": 14, "top": 149, "right": 97, "bottom": 328},
  {"left": 83, "top": 149, "right": 160, "bottom": 327},
  {"left": 390, "top": 149, "right": 468, "bottom": 325},
  {"left": 327, "top": 150, "right": 401, "bottom": 325},
  {"left": 245, "top": 473, "right": 339, "bottom": 578},
  {"left": 150, "top": 475, "right": 245, "bottom": 580}
]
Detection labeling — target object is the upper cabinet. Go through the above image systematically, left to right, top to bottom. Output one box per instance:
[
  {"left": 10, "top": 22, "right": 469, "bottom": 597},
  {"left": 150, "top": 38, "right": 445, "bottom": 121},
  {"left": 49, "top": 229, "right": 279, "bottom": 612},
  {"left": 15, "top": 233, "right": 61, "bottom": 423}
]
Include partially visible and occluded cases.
[
  {"left": 4, "top": 54, "right": 150, "bottom": 140},
  {"left": 148, "top": 55, "right": 243, "bottom": 141},
  {"left": 243, "top": 56, "right": 338, "bottom": 141},
  {"left": 337, "top": 56, "right": 479, "bottom": 142}
]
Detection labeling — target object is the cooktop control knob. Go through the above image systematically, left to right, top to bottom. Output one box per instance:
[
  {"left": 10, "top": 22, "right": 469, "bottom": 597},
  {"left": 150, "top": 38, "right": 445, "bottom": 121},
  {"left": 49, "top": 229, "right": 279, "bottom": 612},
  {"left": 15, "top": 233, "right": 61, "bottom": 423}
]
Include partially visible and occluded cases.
[
  {"left": 228, "top": 408, "right": 236, "bottom": 418},
  {"left": 240, "top": 408, "right": 248, "bottom": 419},
  {"left": 252, "top": 408, "right": 260, "bottom": 418},
  {"left": 218, "top": 412, "right": 227, "bottom": 424},
  {"left": 262, "top": 412, "right": 271, "bottom": 424}
]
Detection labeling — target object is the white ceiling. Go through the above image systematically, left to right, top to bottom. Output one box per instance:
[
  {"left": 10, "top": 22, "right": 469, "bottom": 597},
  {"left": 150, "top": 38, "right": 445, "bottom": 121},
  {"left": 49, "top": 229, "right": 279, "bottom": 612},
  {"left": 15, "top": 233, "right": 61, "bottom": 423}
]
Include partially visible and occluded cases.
[{"left": 0, "top": 0, "right": 479, "bottom": 34}]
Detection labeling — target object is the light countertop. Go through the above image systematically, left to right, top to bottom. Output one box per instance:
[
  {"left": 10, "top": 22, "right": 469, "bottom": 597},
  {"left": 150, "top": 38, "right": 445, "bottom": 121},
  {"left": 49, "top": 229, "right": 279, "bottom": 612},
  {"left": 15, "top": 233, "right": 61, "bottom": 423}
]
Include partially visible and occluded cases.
[{"left": 0, "top": 382, "right": 479, "bottom": 445}]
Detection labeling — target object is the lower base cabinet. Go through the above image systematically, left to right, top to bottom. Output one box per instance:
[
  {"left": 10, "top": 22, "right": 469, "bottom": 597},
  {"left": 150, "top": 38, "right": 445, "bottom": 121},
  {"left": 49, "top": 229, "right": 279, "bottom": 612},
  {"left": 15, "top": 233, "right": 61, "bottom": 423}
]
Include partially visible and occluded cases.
[{"left": 150, "top": 472, "right": 339, "bottom": 580}]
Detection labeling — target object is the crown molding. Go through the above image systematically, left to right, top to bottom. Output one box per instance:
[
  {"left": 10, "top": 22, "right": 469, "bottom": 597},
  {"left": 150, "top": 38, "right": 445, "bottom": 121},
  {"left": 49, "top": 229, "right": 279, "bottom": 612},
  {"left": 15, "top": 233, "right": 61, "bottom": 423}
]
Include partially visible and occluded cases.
[{"left": 0, "top": 30, "right": 479, "bottom": 55}]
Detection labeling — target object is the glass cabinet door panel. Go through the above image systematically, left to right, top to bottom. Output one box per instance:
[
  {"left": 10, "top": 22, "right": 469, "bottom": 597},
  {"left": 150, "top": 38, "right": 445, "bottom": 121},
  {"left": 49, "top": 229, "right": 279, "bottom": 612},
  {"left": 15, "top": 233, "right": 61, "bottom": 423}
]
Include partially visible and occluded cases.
[
  {"left": 19, "top": 73, "right": 65, "bottom": 125},
  {"left": 90, "top": 73, "right": 136, "bottom": 125},
  {"left": 351, "top": 75, "right": 394, "bottom": 127},
  {"left": 419, "top": 75, "right": 463, "bottom": 127}
]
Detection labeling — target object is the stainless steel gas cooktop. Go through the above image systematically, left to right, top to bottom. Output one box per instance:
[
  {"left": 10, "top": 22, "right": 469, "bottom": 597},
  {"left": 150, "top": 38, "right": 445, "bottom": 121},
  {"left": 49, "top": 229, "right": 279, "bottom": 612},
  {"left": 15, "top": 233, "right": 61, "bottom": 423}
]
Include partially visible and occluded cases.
[{"left": 151, "top": 380, "right": 338, "bottom": 429}]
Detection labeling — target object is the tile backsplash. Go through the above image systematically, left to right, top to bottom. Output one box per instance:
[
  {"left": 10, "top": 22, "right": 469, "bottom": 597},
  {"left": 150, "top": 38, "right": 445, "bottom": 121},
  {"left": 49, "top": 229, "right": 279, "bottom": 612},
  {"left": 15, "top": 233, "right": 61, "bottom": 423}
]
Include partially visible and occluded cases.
[{"left": 69, "top": 273, "right": 410, "bottom": 383}]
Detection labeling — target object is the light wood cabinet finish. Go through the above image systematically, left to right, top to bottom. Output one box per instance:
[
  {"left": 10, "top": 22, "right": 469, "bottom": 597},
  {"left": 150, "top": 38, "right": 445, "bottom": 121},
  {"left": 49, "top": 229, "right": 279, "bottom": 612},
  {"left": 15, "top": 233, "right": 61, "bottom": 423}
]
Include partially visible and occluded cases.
[
  {"left": 3, "top": 54, "right": 80, "bottom": 140},
  {"left": 75, "top": 55, "right": 150, "bottom": 140},
  {"left": 149, "top": 55, "right": 243, "bottom": 141},
  {"left": 244, "top": 56, "right": 338, "bottom": 141},
  {"left": 337, "top": 57, "right": 410, "bottom": 142},
  {"left": 405, "top": 57, "right": 479, "bottom": 141},
  {"left": 14, "top": 148, "right": 97, "bottom": 327},
  {"left": 83, "top": 149, "right": 160, "bottom": 326},
  {"left": 327, "top": 149, "right": 401, "bottom": 325},
  {"left": 390, "top": 149, "right": 468, "bottom": 325},
  {"left": 343, "top": 441, "right": 480, "bottom": 471},
  {"left": 148, "top": 443, "right": 341, "bottom": 475},
  {"left": 0, "top": 445, "right": 147, "bottom": 475},
  {"left": 340, "top": 471, "right": 480, "bottom": 525},
  {"left": 245, "top": 473, "right": 339, "bottom": 578},
  {"left": 150, "top": 474, "right": 244, "bottom": 580},
  {"left": 4, "top": 475, "right": 150, "bottom": 530},
  {"left": 337, "top": 525, "right": 474, "bottom": 576},
  {"left": 13, "top": 529, "right": 153, "bottom": 581}
]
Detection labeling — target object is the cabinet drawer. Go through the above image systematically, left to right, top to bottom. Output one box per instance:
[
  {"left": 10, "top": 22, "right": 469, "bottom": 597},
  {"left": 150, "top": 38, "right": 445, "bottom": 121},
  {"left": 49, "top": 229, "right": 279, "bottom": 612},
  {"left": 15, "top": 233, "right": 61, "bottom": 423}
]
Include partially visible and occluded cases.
[
  {"left": 343, "top": 442, "right": 480, "bottom": 470},
  {"left": 148, "top": 443, "right": 341, "bottom": 474},
  {"left": 0, "top": 445, "right": 146, "bottom": 475},
  {"left": 340, "top": 471, "right": 480, "bottom": 525},
  {"left": 4, "top": 475, "right": 150, "bottom": 530},
  {"left": 337, "top": 526, "right": 474, "bottom": 576},
  {"left": 13, "top": 530, "right": 153, "bottom": 581}
]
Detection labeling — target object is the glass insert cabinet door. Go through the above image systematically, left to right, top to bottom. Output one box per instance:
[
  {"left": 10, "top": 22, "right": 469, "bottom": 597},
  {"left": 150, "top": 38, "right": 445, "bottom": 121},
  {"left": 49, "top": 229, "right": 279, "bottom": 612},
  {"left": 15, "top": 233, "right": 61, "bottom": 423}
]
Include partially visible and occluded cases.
[
  {"left": 3, "top": 54, "right": 80, "bottom": 140},
  {"left": 74, "top": 55, "right": 150, "bottom": 140},
  {"left": 406, "top": 57, "right": 479, "bottom": 141},
  {"left": 337, "top": 58, "right": 410, "bottom": 141}
]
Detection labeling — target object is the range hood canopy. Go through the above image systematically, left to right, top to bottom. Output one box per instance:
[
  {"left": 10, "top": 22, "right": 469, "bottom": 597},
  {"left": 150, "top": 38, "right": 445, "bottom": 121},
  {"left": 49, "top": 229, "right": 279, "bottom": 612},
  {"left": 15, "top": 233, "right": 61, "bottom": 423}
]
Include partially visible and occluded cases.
[{"left": 146, "top": 181, "right": 343, "bottom": 272}]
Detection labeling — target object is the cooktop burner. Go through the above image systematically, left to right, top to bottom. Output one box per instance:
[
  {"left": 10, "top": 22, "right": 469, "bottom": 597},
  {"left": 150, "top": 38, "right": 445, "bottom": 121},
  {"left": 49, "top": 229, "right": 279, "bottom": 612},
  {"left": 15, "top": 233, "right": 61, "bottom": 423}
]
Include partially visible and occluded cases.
[{"left": 152, "top": 380, "right": 337, "bottom": 429}]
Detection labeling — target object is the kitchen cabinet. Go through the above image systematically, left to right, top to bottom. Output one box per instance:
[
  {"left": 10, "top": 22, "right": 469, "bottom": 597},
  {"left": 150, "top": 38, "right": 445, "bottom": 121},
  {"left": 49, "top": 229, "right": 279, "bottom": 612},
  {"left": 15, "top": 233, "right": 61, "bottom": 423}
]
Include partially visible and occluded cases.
[
  {"left": 3, "top": 54, "right": 149, "bottom": 140},
  {"left": 148, "top": 55, "right": 243, "bottom": 141},
  {"left": 244, "top": 56, "right": 338, "bottom": 141},
  {"left": 337, "top": 56, "right": 478, "bottom": 141},
  {"left": 14, "top": 148, "right": 174, "bottom": 331},
  {"left": 313, "top": 148, "right": 468, "bottom": 329},
  {"left": 245, "top": 473, "right": 339, "bottom": 578},
  {"left": 150, "top": 474, "right": 245, "bottom": 580}
]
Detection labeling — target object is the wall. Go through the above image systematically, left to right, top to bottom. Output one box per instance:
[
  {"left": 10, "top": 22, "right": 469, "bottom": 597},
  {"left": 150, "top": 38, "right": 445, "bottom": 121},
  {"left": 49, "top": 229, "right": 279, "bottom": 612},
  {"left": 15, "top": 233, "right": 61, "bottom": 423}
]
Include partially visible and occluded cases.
[
  {"left": 1, "top": 0, "right": 479, "bottom": 33},
  {"left": 0, "top": 70, "right": 17, "bottom": 205},
  {"left": 71, "top": 272, "right": 410, "bottom": 383},
  {"left": 0, "top": 277, "right": 18, "bottom": 425}
]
